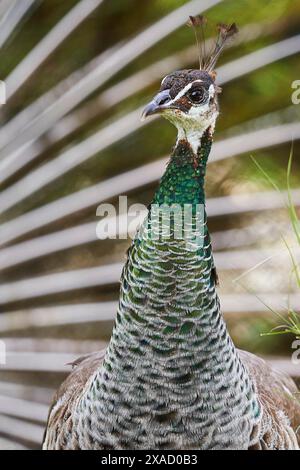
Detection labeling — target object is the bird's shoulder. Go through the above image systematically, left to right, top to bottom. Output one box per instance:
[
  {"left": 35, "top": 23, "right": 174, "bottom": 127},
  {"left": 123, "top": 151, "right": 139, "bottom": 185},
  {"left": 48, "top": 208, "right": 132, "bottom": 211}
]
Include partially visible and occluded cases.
[
  {"left": 239, "top": 349, "right": 300, "bottom": 449},
  {"left": 43, "top": 350, "right": 105, "bottom": 448}
]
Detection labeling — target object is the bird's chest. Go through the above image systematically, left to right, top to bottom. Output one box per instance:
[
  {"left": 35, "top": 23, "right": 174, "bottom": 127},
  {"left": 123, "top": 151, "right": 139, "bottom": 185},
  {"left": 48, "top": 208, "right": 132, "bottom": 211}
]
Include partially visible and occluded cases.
[
  {"left": 74, "top": 337, "right": 256, "bottom": 450},
  {"left": 76, "top": 372, "right": 254, "bottom": 450}
]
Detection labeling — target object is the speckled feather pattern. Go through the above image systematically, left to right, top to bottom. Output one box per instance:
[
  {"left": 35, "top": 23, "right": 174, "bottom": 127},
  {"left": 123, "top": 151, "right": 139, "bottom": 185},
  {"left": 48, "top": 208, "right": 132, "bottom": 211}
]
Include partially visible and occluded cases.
[
  {"left": 161, "top": 70, "right": 214, "bottom": 100},
  {"left": 43, "top": 134, "right": 300, "bottom": 450}
]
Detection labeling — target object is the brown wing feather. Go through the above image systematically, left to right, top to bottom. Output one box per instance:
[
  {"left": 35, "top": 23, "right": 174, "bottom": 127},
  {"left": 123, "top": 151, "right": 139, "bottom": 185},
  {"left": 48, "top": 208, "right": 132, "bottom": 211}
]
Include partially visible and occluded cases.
[
  {"left": 43, "top": 350, "right": 105, "bottom": 449},
  {"left": 239, "top": 350, "right": 300, "bottom": 449}
]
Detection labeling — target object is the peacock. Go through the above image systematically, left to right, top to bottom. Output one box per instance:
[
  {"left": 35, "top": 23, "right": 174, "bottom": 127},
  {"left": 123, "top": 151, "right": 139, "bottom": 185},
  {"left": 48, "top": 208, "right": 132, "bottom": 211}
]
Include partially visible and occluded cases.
[{"left": 43, "top": 17, "right": 300, "bottom": 450}]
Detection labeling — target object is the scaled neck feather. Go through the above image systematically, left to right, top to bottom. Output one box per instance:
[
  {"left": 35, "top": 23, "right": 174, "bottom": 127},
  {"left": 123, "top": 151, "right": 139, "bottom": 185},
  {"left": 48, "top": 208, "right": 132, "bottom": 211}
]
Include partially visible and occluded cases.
[
  {"left": 75, "top": 124, "right": 261, "bottom": 450},
  {"left": 153, "top": 127, "right": 213, "bottom": 207}
]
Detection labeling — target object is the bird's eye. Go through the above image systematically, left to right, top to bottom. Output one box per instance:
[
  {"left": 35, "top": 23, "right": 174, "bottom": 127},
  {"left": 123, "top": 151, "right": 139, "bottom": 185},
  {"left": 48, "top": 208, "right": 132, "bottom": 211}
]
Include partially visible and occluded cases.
[{"left": 187, "top": 88, "right": 205, "bottom": 104}]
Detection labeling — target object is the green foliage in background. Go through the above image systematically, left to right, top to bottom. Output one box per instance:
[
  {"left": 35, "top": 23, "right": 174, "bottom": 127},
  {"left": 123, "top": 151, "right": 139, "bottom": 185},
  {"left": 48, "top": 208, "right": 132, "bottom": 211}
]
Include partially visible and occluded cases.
[{"left": 252, "top": 150, "right": 300, "bottom": 339}]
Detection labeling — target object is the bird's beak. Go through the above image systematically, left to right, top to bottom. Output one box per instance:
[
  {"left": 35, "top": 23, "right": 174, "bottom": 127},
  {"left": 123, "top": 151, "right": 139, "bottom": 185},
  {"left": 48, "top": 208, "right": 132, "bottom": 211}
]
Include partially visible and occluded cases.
[{"left": 141, "top": 89, "right": 171, "bottom": 121}]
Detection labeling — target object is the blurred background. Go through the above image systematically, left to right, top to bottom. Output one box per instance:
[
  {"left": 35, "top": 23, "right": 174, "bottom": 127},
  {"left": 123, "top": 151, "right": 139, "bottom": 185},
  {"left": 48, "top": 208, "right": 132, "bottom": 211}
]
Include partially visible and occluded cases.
[{"left": 0, "top": 0, "right": 299, "bottom": 450}]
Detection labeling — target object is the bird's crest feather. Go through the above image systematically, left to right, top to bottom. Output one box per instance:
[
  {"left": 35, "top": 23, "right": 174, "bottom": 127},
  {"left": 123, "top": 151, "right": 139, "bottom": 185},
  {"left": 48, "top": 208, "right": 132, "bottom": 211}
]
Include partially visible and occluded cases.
[{"left": 187, "top": 16, "right": 238, "bottom": 77}]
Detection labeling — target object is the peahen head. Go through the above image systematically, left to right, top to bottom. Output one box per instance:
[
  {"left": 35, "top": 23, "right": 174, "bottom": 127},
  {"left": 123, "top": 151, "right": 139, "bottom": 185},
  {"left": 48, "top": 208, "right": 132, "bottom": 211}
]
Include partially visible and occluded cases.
[
  {"left": 142, "top": 17, "right": 238, "bottom": 154},
  {"left": 142, "top": 69, "right": 219, "bottom": 150}
]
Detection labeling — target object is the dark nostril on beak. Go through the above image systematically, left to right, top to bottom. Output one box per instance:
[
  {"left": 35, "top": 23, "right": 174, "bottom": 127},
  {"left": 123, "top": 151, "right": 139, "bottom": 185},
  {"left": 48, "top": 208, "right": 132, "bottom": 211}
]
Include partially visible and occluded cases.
[
  {"left": 141, "top": 89, "right": 171, "bottom": 120},
  {"left": 155, "top": 89, "right": 171, "bottom": 106},
  {"left": 157, "top": 94, "right": 169, "bottom": 106}
]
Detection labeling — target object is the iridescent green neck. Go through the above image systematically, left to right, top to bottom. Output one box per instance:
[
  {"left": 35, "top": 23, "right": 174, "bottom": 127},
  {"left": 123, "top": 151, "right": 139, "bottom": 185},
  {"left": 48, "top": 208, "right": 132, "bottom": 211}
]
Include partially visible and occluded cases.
[
  {"left": 75, "top": 126, "right": 261, "bottom": 449},
  {"left": 153, "top": 129, "right": 213, "bottom": 207}
]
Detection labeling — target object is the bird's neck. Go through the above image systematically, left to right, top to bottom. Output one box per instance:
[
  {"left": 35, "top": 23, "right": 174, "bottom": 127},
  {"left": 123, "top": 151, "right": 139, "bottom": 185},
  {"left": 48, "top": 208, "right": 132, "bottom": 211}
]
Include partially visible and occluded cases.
[
  {"left": 76, "top": 127, "right": 261, "bottom": 449},
  {"left": 153, "top": 128, "right": 212, "bottom": 207}
]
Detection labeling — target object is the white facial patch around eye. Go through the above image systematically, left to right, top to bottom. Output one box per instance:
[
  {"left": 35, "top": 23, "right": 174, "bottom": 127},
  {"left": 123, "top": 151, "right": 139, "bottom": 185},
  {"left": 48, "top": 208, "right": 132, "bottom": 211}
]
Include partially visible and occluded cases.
[
  {"left": 161, "top": 75, "right": 168, "bottom": 86},
  {"left": 166, "top": 79, "right": 204, "bottom": 106},
  {"left": 186, "top": 83, "right": 215, "bottom": 118},
  {"left": 208, "top": 84, "right": 215, "bottom": 99}
]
